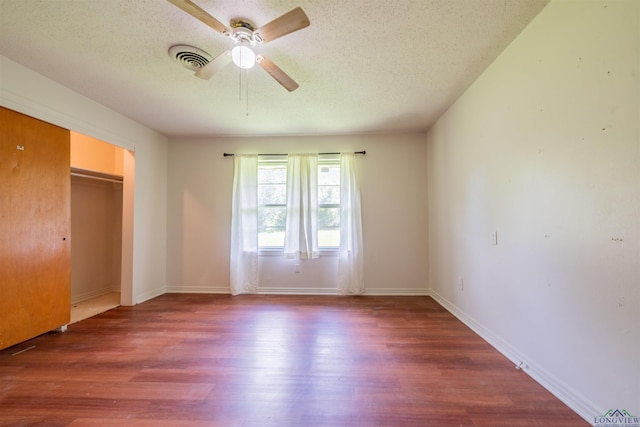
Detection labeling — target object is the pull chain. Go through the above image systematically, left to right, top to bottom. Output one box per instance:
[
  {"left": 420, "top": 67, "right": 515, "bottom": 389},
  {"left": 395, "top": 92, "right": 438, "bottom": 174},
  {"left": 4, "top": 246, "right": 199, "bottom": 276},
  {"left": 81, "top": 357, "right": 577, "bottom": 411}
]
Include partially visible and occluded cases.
[
  {"left": 236, "top": 59, "right": 250, "bottom": 116},
  {"left": 238, "top": 64, "right": 242, "bottom": 101},
  {"left": 246, "top": 68, "right": 249, "bottom": 117}
]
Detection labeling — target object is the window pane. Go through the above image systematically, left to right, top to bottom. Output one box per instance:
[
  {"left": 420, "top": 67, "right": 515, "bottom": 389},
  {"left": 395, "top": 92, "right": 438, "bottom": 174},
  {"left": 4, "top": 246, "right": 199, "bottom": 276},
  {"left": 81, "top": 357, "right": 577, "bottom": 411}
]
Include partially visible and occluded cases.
[
  {"left": 258, "top": 161, "right": 287, "bottom": 248},
  {"left": 318, "top": 161, "right": 340, "bottom": 248},
  {"left": 318, "top": 165, "right": 340, "bottom": 185},
  {"left": 258, "top": 167, "right": 286, "bottom": 184},
  {"left": 258, "top": 183, "right": 286, "bottom": 205},
  {"left": 318, "top": 186, "right": 339, "bottom": 205},
  {"left": 259, "top": 205, "right": 286, "bottom": 231},
  {"left": 259, "top": 205, "right": 285, "bottom": 247},
  {"left": 319, "top": 207, "right": 340, "bottom": 228},
  {"left": 318, "top": 229, "right": 340, "bottom": 248},
  {"left": 259, "top": 230, "right": 285, "bottom": 247}
]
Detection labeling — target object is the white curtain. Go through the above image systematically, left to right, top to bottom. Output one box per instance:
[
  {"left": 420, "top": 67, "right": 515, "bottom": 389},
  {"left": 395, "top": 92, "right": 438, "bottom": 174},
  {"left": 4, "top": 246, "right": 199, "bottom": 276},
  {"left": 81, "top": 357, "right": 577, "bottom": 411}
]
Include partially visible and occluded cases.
[
  {"left": 337, "top": 153, "right": 364, "bottom": 295},
  {"left": 284, "top": 154, "right": 319, "bottom": 259},
  {"left": 229, "top": 155, "right": 259, "bottom": 295}
]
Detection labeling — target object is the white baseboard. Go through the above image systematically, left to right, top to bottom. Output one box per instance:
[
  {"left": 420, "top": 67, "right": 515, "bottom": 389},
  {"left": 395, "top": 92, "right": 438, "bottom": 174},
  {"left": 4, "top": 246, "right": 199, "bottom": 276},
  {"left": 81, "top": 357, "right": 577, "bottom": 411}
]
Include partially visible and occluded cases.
[
  {"left": 164, "top": 285, "right": 430, "bottom": 296},
  {"left": 165, "top": 285, "right": 230, "bottom": 294},
  {"left": 134, "top": 286, "right": 166, "bottom": 304},
  {"left": 71, "top": 287, "right": 118, "bottom": 304},
  {"left": 258, "top": 287, "right": 337, "bottom": 295},
  {"left": 258, "top": 287, "right": 430, "bottom": 296},
  {"left": 364, "top": 287, "right": 430, "bottom": 296},
  {"left": 429, "top": 288, "right": 596, "bottom": 425}
]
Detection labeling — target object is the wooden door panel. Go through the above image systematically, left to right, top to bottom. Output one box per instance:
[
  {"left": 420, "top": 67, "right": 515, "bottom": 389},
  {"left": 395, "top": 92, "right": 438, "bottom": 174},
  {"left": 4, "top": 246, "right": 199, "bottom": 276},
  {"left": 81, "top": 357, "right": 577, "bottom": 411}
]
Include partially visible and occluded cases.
[{"left": 0, "top": 106, "right": 70, "bottom": 350}]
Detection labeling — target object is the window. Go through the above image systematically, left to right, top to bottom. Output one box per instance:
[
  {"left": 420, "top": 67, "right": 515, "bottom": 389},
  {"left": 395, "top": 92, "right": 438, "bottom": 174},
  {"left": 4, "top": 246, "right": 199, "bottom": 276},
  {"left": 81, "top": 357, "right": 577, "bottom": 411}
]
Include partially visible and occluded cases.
[
  {"left": 231, "top": 153, "right": 363, "bottom": 295},
  {"left": 257, "top": 155, "right": 341, "bottom": 249},
  {"left": 257, "top": 156, "right": 287, "bottom": 248},
  {"left": 318, "top": 156, "right": 340, "bottom": 248}
]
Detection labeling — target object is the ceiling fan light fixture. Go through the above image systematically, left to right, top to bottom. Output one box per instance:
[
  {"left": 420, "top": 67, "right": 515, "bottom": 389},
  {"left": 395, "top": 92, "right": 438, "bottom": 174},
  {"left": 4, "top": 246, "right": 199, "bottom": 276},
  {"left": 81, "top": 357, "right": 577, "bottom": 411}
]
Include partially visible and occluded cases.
[{"left": 231, "top": 45, "right": 256, "bottom": 69}]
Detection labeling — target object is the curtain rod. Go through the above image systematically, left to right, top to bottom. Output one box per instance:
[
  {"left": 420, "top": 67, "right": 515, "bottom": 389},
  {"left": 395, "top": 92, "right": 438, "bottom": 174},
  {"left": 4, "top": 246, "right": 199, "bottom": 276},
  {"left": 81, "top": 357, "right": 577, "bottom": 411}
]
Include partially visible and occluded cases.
[{"left": 223, "top": 151, "right": 365, "bottom": 157}]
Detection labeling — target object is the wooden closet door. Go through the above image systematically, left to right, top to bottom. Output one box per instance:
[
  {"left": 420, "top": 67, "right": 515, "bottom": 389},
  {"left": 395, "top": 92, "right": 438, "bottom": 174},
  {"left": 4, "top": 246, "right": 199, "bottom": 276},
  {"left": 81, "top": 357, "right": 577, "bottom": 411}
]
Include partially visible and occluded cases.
[{"left": 0, "top": 106, "right": 71, "bottom": 350}]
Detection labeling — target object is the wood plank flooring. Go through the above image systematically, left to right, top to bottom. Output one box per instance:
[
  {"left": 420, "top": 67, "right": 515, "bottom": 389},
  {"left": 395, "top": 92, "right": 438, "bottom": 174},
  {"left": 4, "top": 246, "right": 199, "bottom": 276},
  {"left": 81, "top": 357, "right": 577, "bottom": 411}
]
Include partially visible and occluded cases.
[{"left": 0, "top": 294, "right": 588, "bottom": 426}]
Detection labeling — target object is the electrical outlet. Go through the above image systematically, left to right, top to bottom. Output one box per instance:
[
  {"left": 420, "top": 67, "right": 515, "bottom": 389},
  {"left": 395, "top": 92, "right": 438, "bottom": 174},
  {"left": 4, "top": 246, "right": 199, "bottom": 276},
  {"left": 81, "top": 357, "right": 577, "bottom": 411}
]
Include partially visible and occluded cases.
[
  {"left": 490, "top": 231, "right": 498, "bottom": 246},
  {"left": 457, "top": 276, "right": 464, "bottom": 291}
]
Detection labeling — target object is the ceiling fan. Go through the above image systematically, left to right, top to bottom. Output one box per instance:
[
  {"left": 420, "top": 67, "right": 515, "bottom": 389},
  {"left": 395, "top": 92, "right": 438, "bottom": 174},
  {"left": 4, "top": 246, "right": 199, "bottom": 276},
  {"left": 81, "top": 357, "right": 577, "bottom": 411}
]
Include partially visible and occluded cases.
[{"left": 167, "top": 0, "right": 310, "bottom": 92}]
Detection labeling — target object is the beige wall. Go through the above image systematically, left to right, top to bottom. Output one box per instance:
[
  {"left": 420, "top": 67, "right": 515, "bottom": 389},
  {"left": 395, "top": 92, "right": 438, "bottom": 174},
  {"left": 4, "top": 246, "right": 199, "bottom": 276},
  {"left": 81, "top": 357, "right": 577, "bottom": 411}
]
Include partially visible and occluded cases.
[
  {"left": 426, "top": 0, "right": 639, "bottom": 421},
  {"left": 71, "top": 131, "right": 124, "bottom": 176},
  {"left": 166, "top": 133, "right": 429, "bottom": 295},
  {"left": 70, "top": 175, "right": 122, "bottom": 303}
]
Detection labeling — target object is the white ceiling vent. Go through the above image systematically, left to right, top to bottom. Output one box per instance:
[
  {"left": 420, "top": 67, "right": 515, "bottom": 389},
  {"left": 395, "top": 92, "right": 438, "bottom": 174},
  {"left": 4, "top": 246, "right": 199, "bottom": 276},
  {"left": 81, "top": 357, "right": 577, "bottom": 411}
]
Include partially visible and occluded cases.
[{"left": 169, "top": 45, "right": 212, "bottom": 71}]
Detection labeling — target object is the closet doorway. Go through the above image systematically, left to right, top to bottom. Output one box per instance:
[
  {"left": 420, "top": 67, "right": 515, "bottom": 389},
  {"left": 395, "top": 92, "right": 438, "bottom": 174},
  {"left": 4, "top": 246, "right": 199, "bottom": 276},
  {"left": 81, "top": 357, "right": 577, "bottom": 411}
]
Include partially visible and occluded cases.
[{"left": 69, "top": 132, "right": 125, "bottom": 322}]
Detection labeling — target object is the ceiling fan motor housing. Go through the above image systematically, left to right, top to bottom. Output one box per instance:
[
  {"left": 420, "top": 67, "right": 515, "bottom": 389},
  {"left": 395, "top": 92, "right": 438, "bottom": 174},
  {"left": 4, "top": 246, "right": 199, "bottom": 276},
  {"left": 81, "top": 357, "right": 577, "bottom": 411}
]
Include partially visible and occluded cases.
[
  {"left": 230, "top": 18, "right": 255, "bottom": 31},
  {"left": 230, "top": 23, "right": 259, "bottom": 46}
]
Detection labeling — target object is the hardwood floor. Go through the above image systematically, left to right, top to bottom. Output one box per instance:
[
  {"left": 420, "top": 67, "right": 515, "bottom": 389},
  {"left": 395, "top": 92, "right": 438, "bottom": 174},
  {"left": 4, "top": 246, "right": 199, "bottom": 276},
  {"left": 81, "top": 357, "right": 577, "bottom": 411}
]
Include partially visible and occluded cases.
[{"left": 0, "top": 294, "right": 588, "bottom": 426}]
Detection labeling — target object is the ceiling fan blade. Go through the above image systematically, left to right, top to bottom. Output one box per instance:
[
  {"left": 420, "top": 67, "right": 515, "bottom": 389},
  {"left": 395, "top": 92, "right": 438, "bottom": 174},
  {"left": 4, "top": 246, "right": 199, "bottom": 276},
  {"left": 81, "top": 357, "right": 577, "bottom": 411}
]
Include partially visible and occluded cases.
[
  {"left": 166, "top": 0, "right": 231, "bottom": 36},
  {"left": 255, "top": 7, "right": 310, "bottom": 43},
  {"left": 195, "top": 50, "right": 231, "bottom": 80},
  {"left": 256, "top": 55, "right": 299, "bottom": 92}
]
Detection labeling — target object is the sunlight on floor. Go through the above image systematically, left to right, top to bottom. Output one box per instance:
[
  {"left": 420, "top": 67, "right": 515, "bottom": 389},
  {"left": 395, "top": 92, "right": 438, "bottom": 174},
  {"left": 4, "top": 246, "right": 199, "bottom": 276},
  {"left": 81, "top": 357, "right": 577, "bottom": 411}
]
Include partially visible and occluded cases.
[{"left": 70, "top": 292, "right": 120, "bottom": 324}]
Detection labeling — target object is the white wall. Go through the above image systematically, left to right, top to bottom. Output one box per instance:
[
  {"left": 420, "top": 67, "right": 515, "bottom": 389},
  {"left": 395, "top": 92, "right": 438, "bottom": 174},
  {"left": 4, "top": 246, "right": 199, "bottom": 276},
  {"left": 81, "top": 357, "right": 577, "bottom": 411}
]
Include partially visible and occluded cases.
[
  {"left": 426, "top": 0, "right": 639, "bottom": 422},
  {"left": 0, "top": 55, "right": 169, "bottom": 305},
  {"left": 167, "top": 133, "right": 429, "bottom": 295}
]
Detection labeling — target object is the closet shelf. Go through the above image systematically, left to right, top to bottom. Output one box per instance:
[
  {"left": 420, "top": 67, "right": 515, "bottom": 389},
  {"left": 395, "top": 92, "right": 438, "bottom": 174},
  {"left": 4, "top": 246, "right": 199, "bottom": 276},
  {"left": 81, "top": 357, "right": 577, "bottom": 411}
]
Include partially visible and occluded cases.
[{"left": 71, "top": 167, "right": 123, "bottom": 184}]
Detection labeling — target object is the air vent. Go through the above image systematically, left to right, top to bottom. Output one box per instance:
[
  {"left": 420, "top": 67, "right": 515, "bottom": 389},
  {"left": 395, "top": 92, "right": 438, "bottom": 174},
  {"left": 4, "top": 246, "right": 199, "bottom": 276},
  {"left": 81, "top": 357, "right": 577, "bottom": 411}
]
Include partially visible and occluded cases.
[{"left": 169, "top": 45, "right": 212, "bottom": 71}]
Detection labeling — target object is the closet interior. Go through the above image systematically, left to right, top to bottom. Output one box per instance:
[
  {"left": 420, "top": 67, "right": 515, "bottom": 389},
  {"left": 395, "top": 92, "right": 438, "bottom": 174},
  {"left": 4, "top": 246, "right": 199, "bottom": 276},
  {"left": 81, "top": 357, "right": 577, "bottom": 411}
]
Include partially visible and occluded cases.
[{"left": 70, "top": 132, "right": 124, "bottom": 322}]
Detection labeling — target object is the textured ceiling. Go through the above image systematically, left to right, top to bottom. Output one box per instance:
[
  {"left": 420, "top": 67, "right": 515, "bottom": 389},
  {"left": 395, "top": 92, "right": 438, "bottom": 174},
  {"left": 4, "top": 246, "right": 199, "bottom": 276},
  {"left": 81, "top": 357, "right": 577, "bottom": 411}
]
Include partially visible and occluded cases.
[{"left": 0, "top": 0, "right": 549, "bottom": 137}]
